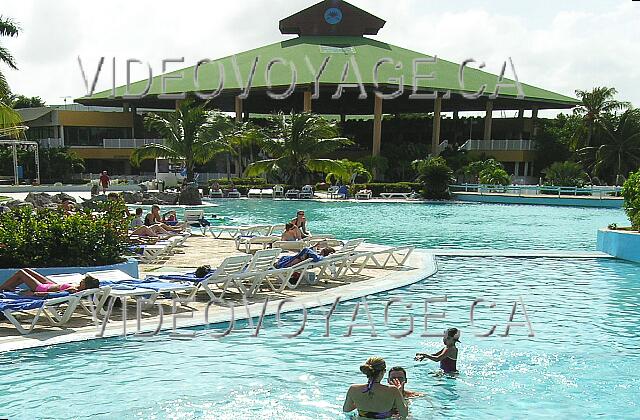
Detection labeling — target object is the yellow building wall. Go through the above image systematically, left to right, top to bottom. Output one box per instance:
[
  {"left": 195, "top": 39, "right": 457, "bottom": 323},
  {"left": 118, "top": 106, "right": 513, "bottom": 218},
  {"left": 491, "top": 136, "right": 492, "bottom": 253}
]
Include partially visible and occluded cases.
[
  {"left": 58, "top": 111, "right": 133, "bottom": 127},
  {"left": 71, "top": 148, "right": 134, "bottom": 160}
]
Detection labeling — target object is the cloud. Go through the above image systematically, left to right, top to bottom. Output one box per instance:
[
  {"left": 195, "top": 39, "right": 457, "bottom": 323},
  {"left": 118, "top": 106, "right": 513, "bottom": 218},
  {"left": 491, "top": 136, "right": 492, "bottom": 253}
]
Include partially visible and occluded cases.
[{"left": 0, "top": 0, "right": 638, "bottom": 115}]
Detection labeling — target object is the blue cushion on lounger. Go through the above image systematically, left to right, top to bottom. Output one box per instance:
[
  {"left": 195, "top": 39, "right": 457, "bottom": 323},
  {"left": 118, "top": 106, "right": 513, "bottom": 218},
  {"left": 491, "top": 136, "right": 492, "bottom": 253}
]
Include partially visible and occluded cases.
[
  {"left": 155, "top": 272, "right": 214, "bottom": 283},
  {"left": 0, "top": 297, "right": 45, "bottom": 312}
]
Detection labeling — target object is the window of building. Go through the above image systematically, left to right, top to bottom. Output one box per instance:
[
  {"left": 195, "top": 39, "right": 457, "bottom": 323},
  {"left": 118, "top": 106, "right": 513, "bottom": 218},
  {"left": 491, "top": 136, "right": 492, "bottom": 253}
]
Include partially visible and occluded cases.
[{"left": 64, "top": 126, "right": 132, "bottom": 146}]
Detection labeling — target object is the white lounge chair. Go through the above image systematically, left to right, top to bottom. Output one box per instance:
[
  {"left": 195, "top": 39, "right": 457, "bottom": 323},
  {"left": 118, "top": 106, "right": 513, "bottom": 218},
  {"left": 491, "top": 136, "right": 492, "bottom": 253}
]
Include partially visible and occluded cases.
[
  {"left": 273, "top": 185, "right": 284, "bottom": 198},
  {"left": 299, "top": 185, "right": 314, "bottom": 199},
  {"left": 327, "top": 185, "right": 340, "bottom": 198},
  {"left": 209, "top": 188, "right": 224, "bottom": 198},
  {"left": 247, "top": 188, "right": 262, "bottom": 198},
  {"left": 260, "top": 188, "right": 274, "bottom": 198},
  {"left": 285, "top": 189, "right": 300, "bottom": 199},
  {"left": 355, "top": 189, "right": 372, "bottom": 200},
  {"left": 227, "top": 190, "right": 241, "bottom": 198},
  {"left": 380, "top": 192, "right": 411, "bottom": 199},
  {"left": 184, "top": 209, "right": 207, "bottom": 235},
  {"left": 209, "top": 224, "right": 270, "bottom": 239},
  {"left": 268, "top": 224, "right": 286, "bottom": 235},
  {"left": 235, "top": 235, "right": 280, "bottom": 253},
  {"left": 271, "top": 240, "right": 307, "bottom": 252},
  {"left": 131, "top": 243, "right": 172, "bottom": 264},
  {"left": 342, "top": 245, "right": 415, "bottom": 275},
  {"left": 221, "top": 248, "right": 282, "bottom": 298},
  {"left": 196, "top": 254, "right": 252, "bottom": 300},
  {"left": 0, "top": 291, "right": 99, "bottom": 335}
]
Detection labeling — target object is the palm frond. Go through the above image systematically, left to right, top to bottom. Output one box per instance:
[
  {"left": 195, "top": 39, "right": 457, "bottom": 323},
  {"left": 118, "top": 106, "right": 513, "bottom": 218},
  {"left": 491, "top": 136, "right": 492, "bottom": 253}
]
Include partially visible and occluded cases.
[{"left": 130, "top": 144, "right": 181, "bottom": 166}]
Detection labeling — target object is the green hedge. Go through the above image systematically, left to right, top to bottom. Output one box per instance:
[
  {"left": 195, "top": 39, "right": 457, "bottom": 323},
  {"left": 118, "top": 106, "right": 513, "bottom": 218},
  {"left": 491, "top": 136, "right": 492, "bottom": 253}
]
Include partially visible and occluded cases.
[
  {"left": 622, "top": 170, "right": 640, "bottom": 230},
  {"left": 0, "top": 201, "right": 131, "bottom": 268}
]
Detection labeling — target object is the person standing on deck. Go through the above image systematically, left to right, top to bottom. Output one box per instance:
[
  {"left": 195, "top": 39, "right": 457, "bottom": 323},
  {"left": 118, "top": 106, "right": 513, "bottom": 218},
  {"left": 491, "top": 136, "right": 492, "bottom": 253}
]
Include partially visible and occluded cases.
[{"left": 99, "top": 170, "right": 110, "bottom": 194}]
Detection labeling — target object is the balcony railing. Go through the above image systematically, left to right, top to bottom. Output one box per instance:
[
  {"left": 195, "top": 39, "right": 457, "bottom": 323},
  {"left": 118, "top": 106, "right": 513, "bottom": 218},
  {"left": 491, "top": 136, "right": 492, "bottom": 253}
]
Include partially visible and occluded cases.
[
  {"left": 35, "top": 138, "right": 65, "bottom": 148},
  {"left": 103, "top": 138, "right": 164, "bottom": 148},
  {"left": 459, "top": 139, "right": 535, "bottom": 151}
]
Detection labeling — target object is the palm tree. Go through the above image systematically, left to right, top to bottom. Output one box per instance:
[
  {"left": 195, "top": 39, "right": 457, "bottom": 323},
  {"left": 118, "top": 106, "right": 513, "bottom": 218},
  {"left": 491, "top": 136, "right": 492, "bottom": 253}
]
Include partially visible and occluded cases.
[
  {"left": 0, "top": 16, "right": 19, "bottom": 101},
  {"left": 0, "top": 16, "right": 23, "bottom": 138},
  {"left": 573, "top": 87, "right": 630, "bottom": 148},
  {"left": 130, "top": 100, "right": 229, "bottom": 182},
  {"left": 579, "top": 109, "right": 640, "bottom": 184},
  {"left": 245, "top": 112, "right": 352, "bottom": 186},
  {"left": 215, "top": 121, "right": 264, "bottom": 178},
  {"left": 325, "top": 159, "right": 372, "bottom": 185}
]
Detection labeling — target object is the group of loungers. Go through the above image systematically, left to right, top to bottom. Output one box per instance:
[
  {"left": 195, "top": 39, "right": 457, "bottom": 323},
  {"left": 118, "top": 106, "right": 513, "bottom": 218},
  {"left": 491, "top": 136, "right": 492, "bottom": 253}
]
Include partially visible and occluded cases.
[{"left": 0, "top": 234, "right": 414, "bottom": 336}]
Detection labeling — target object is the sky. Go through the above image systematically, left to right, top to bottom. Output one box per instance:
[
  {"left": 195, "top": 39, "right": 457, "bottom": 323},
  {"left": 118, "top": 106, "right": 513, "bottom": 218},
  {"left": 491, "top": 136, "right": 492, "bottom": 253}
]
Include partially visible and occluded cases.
[{"left": 1, "top": 0, "right": 639, "bottom": 116}]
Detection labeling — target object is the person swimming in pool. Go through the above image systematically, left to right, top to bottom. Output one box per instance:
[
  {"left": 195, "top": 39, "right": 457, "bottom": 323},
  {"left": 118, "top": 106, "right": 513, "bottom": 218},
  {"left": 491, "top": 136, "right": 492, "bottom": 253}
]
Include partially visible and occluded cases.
[
  {"left": 0, "top": 268, "right": 100, "bottom": 295},
  {"left": 414, "top": 327, "right": 460, "bottom": 374},
  {"left": 343, "top": 356, "right": 408, "bottom": 419},
  {"left": 387, "top": 367, "right": 424, "bottom": 399}
]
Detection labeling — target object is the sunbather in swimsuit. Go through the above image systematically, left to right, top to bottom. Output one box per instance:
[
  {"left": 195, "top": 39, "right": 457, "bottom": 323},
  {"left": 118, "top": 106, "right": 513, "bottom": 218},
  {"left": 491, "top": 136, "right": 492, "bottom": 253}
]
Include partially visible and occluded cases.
[{"left": 0, "top": 269, "right": 99, "bottom": 295}]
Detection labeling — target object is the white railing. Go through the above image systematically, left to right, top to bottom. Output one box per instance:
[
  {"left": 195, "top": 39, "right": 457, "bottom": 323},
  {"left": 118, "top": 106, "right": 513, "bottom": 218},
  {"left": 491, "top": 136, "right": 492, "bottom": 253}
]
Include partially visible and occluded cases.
[
  {"left": 36, "top": 138, "right": 65, "bottom": 148},
  {"left": 103, "top": 138, "right": 164, "bottom": 148},
  {"left": 459, "top": 139, "right": 535, "bottom": 151},
  {"left": 450, "top": 184, "right": 623, "bottom": 199}
]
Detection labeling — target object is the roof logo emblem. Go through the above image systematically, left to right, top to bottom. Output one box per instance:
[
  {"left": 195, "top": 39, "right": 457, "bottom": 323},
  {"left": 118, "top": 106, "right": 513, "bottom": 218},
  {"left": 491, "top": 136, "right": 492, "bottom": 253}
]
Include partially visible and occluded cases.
[{"left": 324, "top": 7, "right": 343, "bottom": 25}]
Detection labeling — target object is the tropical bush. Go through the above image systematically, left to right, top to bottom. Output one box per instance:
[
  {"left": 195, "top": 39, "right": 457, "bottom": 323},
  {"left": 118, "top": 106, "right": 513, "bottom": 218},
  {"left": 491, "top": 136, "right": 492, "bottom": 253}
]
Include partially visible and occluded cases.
[
  {"left": 412, "top": 156, "right": 453, "bottom": 199},
  {"left": 464, "top": 159, "right": 511, "bottom": 185},
  {"left": 542, "top": 161, "right": 588, "bottom": 187},
  {"left": 622, "top": 170, "right": 640, "bottom": 230},
  {"left": 0, "top": 200, "right": 130, "bottom": 268}
]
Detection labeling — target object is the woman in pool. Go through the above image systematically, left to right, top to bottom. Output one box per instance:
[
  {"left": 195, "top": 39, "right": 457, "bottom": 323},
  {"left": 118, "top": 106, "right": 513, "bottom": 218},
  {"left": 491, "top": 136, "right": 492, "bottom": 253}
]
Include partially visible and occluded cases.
[
  {"left": 291, "top": 210, "right": 310, "bottom": 238},
  {"left": 0, "top": 268, "right": 100, "bottom": 295},
  {"left": 415, "top": 327, "right": 460, "bottom": 374},
  {"left": 343, "top": 356, "right": 408, "bottom": 419}
]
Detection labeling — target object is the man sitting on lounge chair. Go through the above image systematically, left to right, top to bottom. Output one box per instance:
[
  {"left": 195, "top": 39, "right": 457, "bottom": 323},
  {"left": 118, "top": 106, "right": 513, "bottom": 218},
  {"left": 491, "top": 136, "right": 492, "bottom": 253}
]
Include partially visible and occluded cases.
[
  {"left": 145, "top": 205, "right": 183, "bottom": 232},
  {"left": 281, "top": 222, "right": 303, "bottom": 241},
  {"left": 0, "top": 268, "right": 99, "bottom": 296}
]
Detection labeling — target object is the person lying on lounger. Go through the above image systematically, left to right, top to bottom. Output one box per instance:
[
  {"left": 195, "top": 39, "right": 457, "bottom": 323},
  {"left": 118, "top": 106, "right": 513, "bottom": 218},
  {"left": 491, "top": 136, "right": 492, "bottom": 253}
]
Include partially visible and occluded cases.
[
  {"left": 275, "top": 247, "right": 335, "bottom": 269},
  {"left": 0, "top": 268, "right": 99, "bottom": 295}
]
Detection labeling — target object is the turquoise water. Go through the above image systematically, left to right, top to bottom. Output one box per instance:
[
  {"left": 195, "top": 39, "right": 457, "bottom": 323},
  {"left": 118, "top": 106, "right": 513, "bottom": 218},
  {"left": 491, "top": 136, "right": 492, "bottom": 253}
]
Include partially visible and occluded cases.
[
  {"left": 198, "top": 199, "right": 627, "bottom": 250},
  {"left": 2, "top": 201, "right": 637, "bottom": 419},
  {"left": 1, "top": 257, "right": 639, "bottom": 419}
]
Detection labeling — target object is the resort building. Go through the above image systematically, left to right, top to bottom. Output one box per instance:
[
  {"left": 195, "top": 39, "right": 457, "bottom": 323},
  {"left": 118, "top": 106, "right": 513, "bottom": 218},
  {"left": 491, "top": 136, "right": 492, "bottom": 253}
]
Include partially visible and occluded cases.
[{"left": 75, "top": 0, "right": 577, "bottom": 182}]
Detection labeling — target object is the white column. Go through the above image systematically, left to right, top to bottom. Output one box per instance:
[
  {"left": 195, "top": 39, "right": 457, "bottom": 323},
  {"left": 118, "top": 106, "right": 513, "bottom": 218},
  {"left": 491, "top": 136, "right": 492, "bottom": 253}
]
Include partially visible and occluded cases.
[
  {"left": 514, "top": 161, "right": 520, "bottom": 177},
  {"left": 524, "top": 161, "right": 529, "bottom": 178}
]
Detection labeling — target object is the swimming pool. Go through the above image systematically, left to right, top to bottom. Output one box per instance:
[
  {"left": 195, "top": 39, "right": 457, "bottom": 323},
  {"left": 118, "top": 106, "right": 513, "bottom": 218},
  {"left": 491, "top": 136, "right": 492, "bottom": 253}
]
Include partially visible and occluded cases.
[
  {"left": 192, "top": 199, "right": 626, "bottom": 251},
  {"left": 1, "top": 256, "right": 639, "bottom": 419}
]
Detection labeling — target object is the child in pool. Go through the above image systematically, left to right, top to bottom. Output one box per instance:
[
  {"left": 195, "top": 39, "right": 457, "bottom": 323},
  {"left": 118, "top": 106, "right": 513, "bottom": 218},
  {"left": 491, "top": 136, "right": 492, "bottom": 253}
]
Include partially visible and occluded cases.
[{"left": 414, "top": 328, "right": 460, "bottom": 373}]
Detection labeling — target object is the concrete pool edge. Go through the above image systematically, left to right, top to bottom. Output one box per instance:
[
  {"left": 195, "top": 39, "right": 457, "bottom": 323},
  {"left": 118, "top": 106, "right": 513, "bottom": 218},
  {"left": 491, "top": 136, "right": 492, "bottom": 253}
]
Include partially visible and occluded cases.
[
  {"left": 596, "top": 228, "right": 640, "bottom": 263},
  {"left": 0, "top": 250, "right": 437, "bottom": 353}
]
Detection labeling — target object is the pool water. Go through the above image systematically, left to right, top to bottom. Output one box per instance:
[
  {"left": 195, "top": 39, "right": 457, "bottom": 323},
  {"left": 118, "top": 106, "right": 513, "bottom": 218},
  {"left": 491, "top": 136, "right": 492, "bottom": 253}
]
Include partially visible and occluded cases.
[
  {"left": 196, "top": 199, "right": 627, "bottom": 251},
  {"left": 1, "top": 257, "right": 639, "bottom": 419}
]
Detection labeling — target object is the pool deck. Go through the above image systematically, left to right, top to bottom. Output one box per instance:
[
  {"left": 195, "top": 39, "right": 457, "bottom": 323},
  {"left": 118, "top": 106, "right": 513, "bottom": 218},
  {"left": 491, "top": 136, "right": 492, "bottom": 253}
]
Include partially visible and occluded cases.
[{"left": 0, "top": 237, "right": 436, "bottom": 352}]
